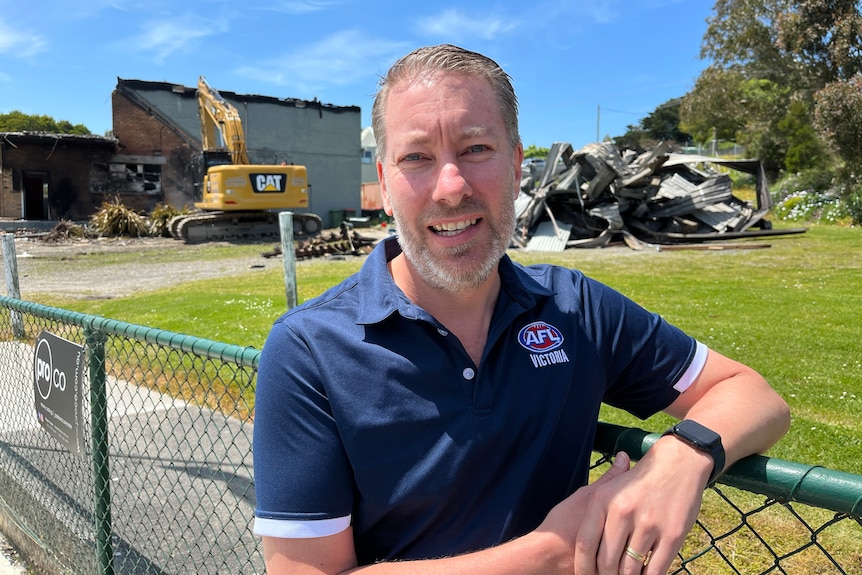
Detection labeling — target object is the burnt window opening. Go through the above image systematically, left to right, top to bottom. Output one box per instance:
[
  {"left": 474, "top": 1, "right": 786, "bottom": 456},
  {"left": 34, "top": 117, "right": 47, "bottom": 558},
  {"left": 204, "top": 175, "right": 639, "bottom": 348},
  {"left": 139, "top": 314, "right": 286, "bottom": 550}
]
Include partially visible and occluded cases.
[{"left": 109, "top": 162, "right": 162, "bottom": 194}]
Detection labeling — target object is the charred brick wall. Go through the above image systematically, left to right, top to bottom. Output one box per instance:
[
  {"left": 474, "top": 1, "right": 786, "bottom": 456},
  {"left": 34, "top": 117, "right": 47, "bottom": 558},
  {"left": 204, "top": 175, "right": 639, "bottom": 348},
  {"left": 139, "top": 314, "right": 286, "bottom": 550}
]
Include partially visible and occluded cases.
[
  {"left": 112, "top": 91, "right": 196, "bottom": 208},
  {"left": 0, "top": 136, "right": 116, "bottom": 220},
  {"left": 0, "top": 144, "right": 21, "bottom": 218}
]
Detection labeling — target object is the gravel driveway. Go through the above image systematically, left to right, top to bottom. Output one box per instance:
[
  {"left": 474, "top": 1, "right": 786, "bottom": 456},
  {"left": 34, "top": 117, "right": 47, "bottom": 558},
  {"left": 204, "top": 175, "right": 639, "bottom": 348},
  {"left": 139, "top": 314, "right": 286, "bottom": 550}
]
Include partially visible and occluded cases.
[{"left": 2, "top": 235, "right": 288, "bottom": 300}]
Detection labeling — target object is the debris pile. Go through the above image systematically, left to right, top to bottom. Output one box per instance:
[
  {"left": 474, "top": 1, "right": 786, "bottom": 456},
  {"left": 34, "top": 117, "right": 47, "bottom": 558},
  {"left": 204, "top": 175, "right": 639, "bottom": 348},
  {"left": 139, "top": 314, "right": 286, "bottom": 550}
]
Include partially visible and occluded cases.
[
  {"left": 514, "top": 142, "right": 796, "bottom": 250},
  {"left": 262, "top": 222, "right": 379, "bottom": 259}
]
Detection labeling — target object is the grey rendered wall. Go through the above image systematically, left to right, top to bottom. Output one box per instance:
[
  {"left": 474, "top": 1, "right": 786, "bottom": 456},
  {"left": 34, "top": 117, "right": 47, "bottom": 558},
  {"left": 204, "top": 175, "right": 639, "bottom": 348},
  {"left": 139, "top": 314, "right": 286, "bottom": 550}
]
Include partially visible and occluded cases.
[{"left": 235, "top": 98, "right": 362, "bottom": 228}]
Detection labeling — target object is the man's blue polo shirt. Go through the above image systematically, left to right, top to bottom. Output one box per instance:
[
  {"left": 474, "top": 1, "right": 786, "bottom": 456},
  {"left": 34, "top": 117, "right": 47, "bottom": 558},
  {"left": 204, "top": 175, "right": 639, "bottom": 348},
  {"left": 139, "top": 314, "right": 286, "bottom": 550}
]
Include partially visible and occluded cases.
[{"left": 253, "top": 237, "right": 701, "bottom": 565}]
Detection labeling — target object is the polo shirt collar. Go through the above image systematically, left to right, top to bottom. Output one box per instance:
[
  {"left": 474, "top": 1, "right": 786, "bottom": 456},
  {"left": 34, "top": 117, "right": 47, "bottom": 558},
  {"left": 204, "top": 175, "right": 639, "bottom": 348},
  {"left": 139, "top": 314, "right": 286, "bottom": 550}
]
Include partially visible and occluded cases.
[{"left": 356, "top": 237, "right": 554, "bottom": 326}]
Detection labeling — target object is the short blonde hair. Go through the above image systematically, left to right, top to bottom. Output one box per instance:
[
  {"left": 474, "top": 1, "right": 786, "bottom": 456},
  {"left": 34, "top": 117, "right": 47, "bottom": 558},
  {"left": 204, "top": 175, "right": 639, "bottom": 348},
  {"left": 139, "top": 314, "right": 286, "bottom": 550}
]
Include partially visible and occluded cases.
[{"left": 371, "top": 44, "right": 520, "bottom": 158}]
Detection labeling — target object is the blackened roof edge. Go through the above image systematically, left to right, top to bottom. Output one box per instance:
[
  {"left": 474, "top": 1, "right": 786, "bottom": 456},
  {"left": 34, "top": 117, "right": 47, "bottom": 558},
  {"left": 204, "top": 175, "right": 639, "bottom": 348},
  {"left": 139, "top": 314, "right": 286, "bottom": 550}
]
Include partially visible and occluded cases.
[
  {"left": 116, "top": 78, "right": 361, "bottom": 114},
  {"left": 0, "top": 131, "right": 117, "bottom": 146}
]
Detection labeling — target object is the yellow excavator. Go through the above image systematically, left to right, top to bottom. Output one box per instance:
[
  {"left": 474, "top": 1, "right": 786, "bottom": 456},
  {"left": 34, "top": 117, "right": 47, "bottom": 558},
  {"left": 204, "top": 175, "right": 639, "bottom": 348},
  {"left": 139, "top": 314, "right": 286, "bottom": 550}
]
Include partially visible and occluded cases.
[{"left": 168, "top": 76, "right": 324, "bottom": 242}]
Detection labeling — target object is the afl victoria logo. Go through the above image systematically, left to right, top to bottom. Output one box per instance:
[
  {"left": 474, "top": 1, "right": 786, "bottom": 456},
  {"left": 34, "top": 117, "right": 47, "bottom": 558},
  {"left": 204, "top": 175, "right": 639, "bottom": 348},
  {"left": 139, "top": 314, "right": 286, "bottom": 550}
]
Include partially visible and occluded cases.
[{"left": 518, "top": 321, "right": 564, "bottom": 353}]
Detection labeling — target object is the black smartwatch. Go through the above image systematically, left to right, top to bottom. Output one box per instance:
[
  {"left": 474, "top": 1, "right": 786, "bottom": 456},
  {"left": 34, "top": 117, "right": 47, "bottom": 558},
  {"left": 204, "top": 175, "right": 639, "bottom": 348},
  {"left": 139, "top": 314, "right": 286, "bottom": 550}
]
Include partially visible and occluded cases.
[{"left": 662, "top": 420, "right": 726, "bottom": 487}]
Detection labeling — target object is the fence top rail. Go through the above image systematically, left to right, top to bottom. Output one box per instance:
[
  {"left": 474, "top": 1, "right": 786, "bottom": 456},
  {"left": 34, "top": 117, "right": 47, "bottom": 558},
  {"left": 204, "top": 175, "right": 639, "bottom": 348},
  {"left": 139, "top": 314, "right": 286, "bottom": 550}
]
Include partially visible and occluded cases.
[
  {"left": 0, "top": 295, "right": 261, "bottom": 368},
  {"left": 596, "top": 422, "right": 862, "bottom": 519}
]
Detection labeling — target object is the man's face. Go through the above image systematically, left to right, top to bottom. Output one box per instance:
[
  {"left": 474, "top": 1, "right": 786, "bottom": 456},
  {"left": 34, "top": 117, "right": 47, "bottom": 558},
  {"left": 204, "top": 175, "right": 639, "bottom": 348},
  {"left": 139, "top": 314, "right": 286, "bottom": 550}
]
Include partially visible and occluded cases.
[{"left": 377, "top": 72, "right": 523, "bottom": 292}]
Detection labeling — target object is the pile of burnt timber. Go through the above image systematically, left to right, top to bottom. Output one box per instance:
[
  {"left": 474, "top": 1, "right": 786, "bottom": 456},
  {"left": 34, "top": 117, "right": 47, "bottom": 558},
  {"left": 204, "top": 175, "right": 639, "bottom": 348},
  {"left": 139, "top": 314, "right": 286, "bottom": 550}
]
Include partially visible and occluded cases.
[
  {"left": 514, "top": 141, "right": 805, "bottom": 250},
  {"left": 262, "top": 222, "right": 379, "bottom": 260}
]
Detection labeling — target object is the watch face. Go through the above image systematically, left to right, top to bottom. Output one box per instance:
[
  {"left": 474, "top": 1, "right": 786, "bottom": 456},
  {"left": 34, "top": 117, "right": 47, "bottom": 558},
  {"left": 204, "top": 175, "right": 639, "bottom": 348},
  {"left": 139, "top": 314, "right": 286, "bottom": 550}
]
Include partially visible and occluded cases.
[{"left": 676, "top": 420, "right": 720, "bottom": 448}]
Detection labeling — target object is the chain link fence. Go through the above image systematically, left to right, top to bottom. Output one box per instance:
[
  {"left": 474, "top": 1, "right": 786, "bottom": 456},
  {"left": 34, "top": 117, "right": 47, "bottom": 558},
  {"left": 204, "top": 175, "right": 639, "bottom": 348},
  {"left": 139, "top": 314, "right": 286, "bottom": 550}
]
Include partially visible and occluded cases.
[
  {"left": 1, "top": 295, "right": 861, "bottom": 574},
  {"left": 0, "top": 296, "right": 261, "bottom": 574},
  {"left": 592, "top": 425, "right": 862, "bottom": 574}
]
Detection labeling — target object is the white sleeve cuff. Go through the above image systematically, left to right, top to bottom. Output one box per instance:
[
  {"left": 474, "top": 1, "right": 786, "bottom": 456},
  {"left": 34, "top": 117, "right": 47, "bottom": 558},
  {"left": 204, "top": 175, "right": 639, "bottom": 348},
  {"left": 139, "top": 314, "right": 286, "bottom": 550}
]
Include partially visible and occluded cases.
[
  {"left": 673, "top": 341, "right": 708, "bottom": 393},
  {"left": 253, "top": 515, "right": 351, "bottom": 539}
]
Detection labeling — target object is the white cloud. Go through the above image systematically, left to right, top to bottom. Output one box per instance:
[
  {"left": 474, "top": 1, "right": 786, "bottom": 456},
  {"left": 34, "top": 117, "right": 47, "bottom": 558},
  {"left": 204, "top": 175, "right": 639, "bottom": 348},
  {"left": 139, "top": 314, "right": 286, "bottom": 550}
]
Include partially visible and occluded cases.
[
  {"left": 261, "top": 0, "right": 341, "bottom": 14},
  {"left": 582, "top": 0, "right": 618, "bottom": 24},
  {"left": 416, "top": 8, "right": 518, "bottom": 41},
  {"left": 125, "top": 13, "right": 229, "bottom": 63},
  {"left": 0, "top": 18, "right": 47, "bottom": 58},
  {"left": 235, "top": 30, "right": 407, "bottom": 94}
]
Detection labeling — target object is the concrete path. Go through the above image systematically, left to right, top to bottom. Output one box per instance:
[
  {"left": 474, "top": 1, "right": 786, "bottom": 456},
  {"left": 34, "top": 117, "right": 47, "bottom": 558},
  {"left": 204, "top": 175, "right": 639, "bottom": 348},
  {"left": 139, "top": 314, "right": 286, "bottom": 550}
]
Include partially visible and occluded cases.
[{"left": 0, "top": 533, "right": 27, "bottom": 575}]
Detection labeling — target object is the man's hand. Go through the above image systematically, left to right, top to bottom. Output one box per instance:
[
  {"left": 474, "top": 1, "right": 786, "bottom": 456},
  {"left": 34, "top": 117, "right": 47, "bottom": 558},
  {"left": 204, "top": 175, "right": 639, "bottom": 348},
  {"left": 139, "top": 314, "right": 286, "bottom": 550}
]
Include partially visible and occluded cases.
[
  {"left": 571, "top": 438, "right": 710, "bottom": 574},
  {"left": 534, "top": 452, "right": 633, "bottom": 572}
]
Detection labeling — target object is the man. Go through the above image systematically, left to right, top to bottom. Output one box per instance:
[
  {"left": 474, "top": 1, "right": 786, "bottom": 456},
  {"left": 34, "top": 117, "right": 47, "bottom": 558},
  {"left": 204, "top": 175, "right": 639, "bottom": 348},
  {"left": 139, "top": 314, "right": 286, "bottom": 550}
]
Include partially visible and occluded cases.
[{"left": 253, "top": 44, "right": 790, "bottom": 575}]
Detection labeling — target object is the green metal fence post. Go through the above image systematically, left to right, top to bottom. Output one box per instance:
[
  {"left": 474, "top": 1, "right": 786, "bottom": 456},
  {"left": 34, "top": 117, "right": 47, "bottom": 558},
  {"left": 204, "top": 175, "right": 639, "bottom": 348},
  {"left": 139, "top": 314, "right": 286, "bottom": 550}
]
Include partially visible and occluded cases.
[{"left": 85, "top": 322, "right": 114, "bottom": 575}]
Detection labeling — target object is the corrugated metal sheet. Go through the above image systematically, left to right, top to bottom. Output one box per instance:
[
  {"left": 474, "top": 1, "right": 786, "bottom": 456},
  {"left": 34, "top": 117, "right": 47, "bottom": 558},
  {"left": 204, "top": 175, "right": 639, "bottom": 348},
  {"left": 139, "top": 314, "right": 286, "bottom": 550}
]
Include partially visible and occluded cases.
[
  {"left": 361, "top": 182, "right": 383, "bottom": 210},
  {"left": 514, "top": 193, "right": 533, "bottom": 220},
  {"left": 526, "top": 220, "right": 572, "bottom": 252}
]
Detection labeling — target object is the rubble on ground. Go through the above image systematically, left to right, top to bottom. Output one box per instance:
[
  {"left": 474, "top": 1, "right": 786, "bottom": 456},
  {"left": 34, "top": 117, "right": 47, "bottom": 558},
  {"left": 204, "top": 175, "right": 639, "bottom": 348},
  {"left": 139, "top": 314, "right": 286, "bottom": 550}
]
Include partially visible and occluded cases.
[
  {"left": 514, "top": 141, "right": 804, "bottom": 250},
  {"left": 262, "top": 222, "right": 380, "bottom": 259}
]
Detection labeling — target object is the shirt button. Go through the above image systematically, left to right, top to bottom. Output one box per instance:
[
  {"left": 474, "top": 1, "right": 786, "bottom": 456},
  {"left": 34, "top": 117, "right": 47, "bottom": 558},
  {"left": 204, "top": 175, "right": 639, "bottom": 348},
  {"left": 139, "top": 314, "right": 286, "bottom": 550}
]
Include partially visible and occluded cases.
[{"left": 462, "top": 368, "right": 475, "bottom": 380}]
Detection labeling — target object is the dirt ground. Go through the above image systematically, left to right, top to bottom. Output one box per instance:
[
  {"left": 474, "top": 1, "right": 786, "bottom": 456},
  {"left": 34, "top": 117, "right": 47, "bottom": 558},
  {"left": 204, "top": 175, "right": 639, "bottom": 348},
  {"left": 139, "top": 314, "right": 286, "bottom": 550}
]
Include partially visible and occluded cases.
[{"left": 2, "top": 232, "right": 370, "bottom": 300}]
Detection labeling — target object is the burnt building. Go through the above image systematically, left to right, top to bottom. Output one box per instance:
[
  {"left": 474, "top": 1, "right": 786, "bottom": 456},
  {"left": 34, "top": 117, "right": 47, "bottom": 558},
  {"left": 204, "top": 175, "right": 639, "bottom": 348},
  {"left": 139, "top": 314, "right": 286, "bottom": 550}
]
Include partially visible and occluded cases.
[
  {"left": 2, "top": 79, "right": 362, "bottom": 228},
  {"left": 0, "top": 132, "right": 118, "bottom": 221}
]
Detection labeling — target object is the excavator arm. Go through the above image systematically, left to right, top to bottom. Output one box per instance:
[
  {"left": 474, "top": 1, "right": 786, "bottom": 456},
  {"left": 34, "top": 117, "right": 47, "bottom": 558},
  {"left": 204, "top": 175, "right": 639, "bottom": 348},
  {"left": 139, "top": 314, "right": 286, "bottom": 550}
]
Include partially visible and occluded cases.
[{"left": 197, "top": 76, "right": 250, "bottom": 165}]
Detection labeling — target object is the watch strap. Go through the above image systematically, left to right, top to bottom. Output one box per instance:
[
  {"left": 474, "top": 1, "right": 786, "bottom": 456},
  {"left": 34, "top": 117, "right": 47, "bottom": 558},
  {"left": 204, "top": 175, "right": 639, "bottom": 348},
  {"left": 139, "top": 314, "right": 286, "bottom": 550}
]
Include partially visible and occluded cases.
[{"left": 662, "top": 420, "right": 726, "bottom": 487}]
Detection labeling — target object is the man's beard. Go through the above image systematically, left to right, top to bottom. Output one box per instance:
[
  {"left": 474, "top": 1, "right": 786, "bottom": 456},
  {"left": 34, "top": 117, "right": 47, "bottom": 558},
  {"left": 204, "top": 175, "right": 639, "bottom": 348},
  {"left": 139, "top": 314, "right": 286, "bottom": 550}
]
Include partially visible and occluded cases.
[{"left": 390, "top": 193, "right": 516, "bottom": 293}]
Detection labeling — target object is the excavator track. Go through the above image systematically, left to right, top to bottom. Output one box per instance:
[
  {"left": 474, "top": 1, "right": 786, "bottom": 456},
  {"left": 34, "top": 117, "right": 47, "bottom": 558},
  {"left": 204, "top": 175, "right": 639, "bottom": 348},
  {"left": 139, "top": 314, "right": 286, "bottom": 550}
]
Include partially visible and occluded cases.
[{"left": 169, "top": 211, "right": 323, "bottom": 243}]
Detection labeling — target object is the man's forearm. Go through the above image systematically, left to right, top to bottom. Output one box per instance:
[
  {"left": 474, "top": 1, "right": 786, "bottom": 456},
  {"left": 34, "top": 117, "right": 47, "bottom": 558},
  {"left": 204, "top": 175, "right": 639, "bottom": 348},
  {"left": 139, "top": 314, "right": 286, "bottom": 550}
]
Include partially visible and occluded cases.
[
  {"left": 664, "top": 355, "right": 790, "bottom": 475},
  {"left": 675, "top": 375, "right": 790, "bottom": 472},
  {"left": 265, "top": 456, "right": 633, "bottom": 575},
  {"left": 340, "top": 531, "right": 570, "bottom": 575}
]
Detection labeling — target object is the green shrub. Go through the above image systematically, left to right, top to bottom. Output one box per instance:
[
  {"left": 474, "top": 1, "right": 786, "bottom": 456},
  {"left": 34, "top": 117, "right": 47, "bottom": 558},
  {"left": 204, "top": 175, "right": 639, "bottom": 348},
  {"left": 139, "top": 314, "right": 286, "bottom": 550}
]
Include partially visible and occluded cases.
[
  {"left": 770, "top": 168, "right": 857, "bottom": 224},
  {"left": 773, "top": 169, "right": 834, "bottom": 198},
  {"left": 837, "top": 181, "right": 862, "bottom": 225},
  {"left": 772, "top": 189, "right": 849, "bottom": 223}
]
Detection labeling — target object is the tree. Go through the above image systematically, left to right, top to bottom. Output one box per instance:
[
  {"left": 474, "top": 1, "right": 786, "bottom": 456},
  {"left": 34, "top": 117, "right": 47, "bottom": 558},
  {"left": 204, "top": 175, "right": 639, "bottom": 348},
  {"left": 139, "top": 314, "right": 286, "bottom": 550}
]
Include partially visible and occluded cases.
[
  {"left": 683, "top": 0, "right": 862, "bottom": 181},
  {"left": 702, "top": 0, "right": 800, "bottom": 81},
  {"left": 775, "top": 0, "right": 862, "bottom": 84},
  {"left": 680, "top": 67, "right": 747, "bottom": 143},
  {"left": 813, "top": 75, "right": 862, "bottom": 166},
  {"left": 736, "top": 78, "right": 793, "bottom": 179},
  {"left": 779, "top": 98, "right": 828, "bottom": 173},
  {"left": 613, "top": 99, "right": 690, "bottom": 151},
  {"left": 641, "top": 99, "right": 690, "bottom": 143},
  {"left": 0, "top": 110, "right": 91, "bottom": 134},
  {"left": 613, "top": 124, "right": 649, "bottom": 152},
  {"left": 523, "top": 144, "right": 549, "bottom": 159}
]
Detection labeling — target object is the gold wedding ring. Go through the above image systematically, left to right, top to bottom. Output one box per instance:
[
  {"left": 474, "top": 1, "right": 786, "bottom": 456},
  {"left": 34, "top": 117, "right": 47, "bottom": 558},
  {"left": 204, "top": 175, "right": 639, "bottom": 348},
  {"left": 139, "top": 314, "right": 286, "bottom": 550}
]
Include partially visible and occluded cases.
[{"left": 625, "top": 546, "right": 653, "bottom": 566}]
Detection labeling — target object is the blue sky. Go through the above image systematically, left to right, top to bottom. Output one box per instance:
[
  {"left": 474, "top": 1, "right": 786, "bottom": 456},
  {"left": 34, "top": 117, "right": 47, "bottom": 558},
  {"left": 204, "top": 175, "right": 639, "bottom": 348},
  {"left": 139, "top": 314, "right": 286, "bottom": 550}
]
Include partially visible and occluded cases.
[{"left": 0, "top": 0, "right": 714, "bottom": 150}]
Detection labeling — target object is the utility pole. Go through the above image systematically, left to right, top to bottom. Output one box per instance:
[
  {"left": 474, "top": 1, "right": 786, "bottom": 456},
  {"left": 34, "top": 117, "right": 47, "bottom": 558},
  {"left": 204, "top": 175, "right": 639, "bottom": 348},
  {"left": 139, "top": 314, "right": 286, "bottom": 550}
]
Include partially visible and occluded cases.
[{"left": 596, "top": 105, "right": 601, "bottom": 142}]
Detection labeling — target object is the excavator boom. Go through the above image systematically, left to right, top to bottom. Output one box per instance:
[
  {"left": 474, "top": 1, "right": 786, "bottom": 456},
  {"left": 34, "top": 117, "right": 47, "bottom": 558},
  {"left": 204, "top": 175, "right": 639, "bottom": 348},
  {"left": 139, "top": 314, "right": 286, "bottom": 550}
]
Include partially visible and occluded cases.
[{"left": 197, "top": 76, "right": 250, "bottom": 165}]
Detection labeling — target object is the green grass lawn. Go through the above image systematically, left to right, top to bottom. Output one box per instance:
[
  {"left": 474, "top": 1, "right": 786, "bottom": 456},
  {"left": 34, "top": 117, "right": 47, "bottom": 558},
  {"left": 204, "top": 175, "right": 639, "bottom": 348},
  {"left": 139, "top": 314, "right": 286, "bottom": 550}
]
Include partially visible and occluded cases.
[{"left": 33, "top": 225, "right": 862, "bottom": 474}]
